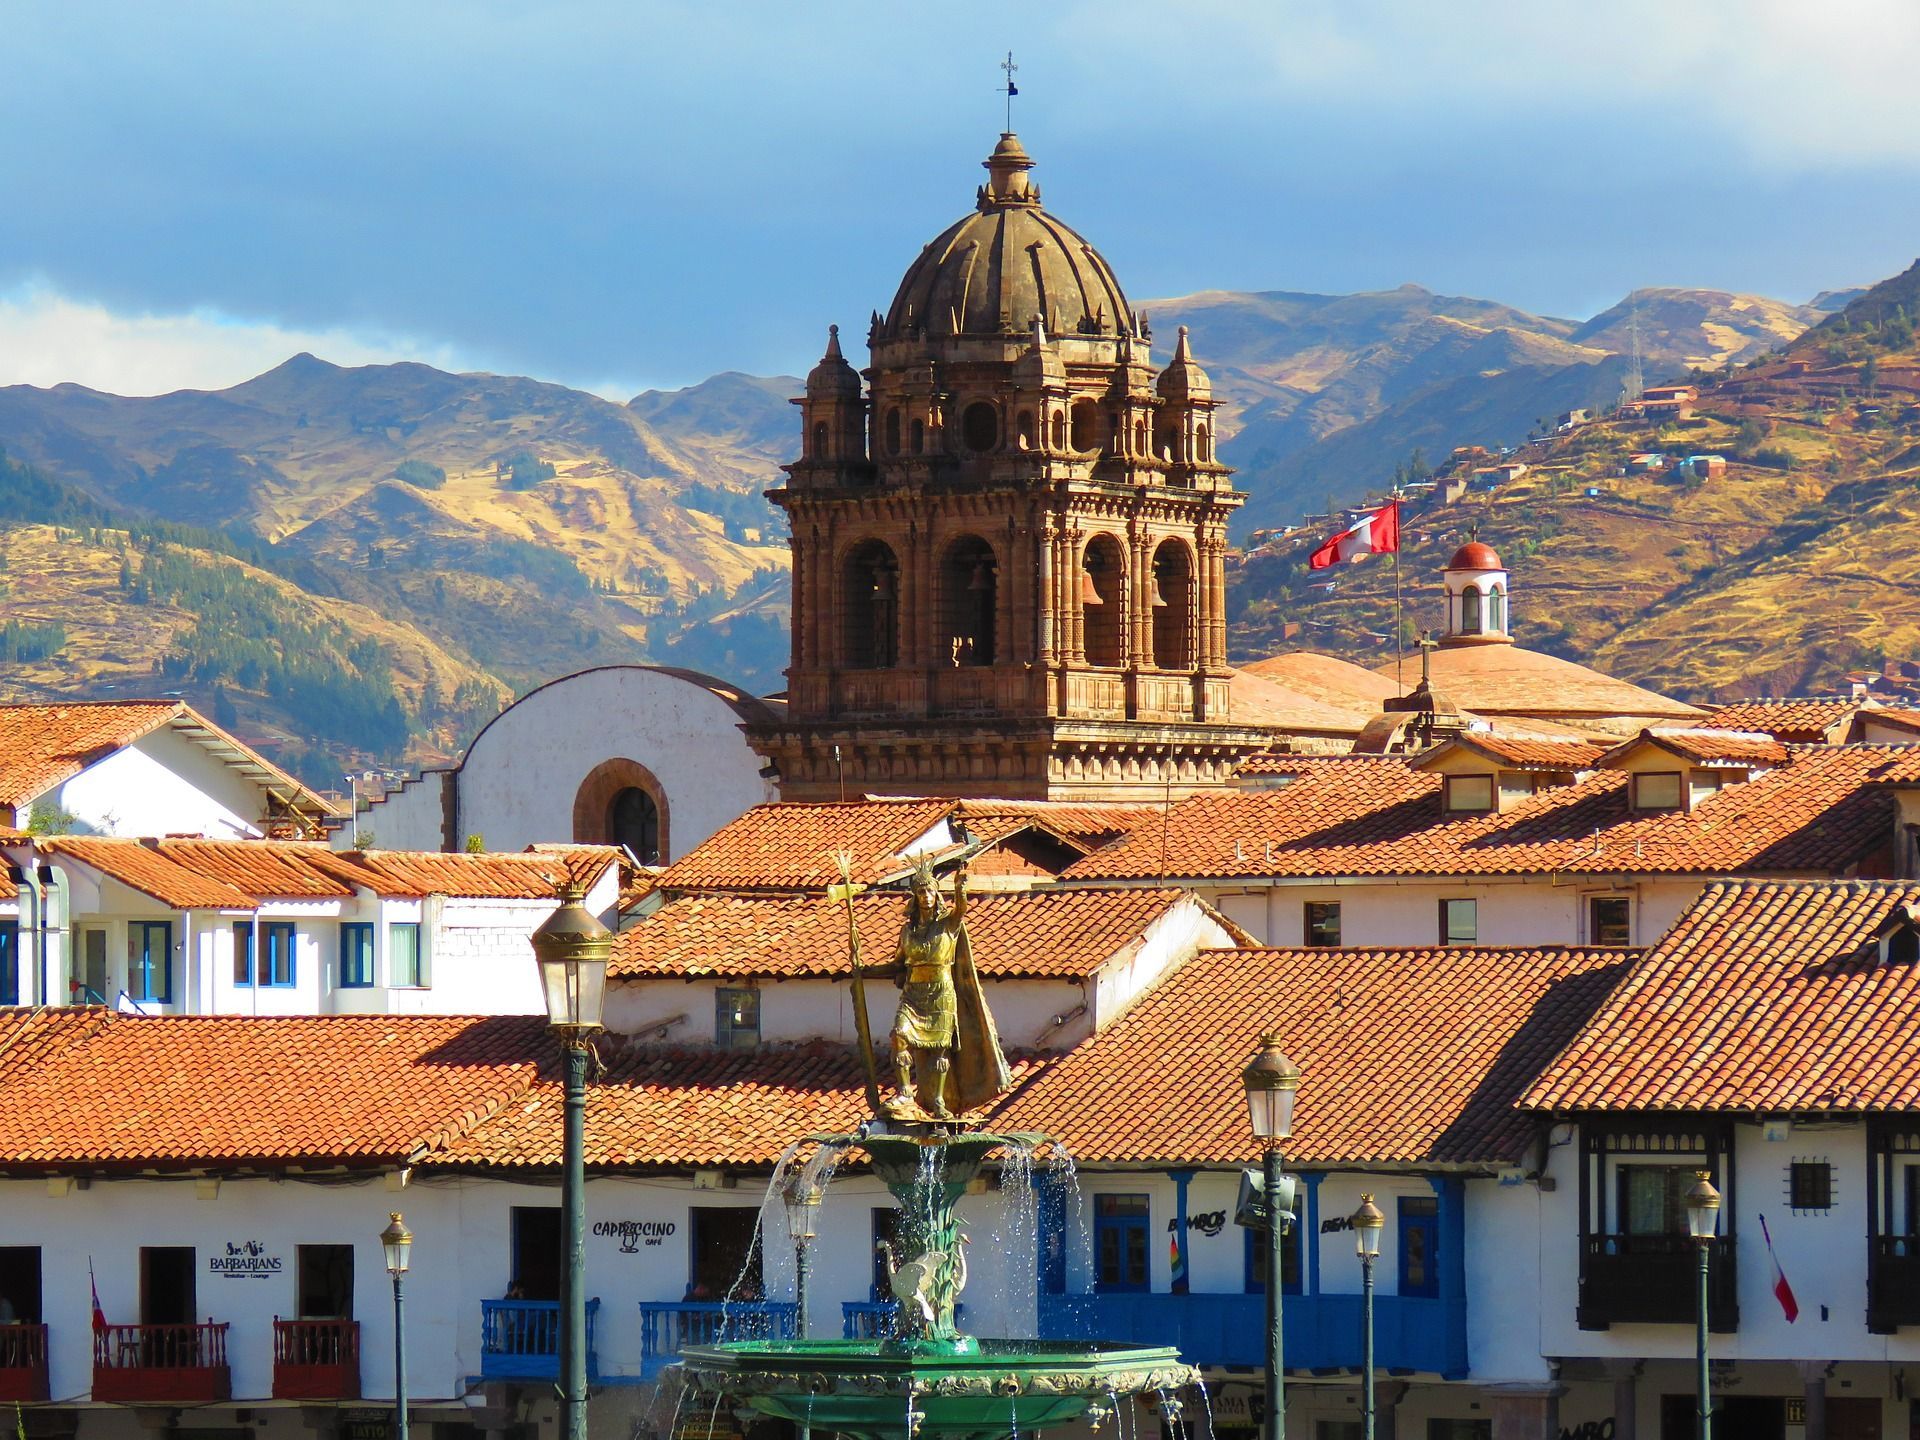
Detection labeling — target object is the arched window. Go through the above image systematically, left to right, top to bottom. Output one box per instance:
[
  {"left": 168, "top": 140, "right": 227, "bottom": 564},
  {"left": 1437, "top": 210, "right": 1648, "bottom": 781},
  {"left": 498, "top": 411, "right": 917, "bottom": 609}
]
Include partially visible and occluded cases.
[
  {"left": 1070, "top": 399, "right": 1100, "bottom": 451},
  {"left": 961, "top": 402, "right": 998, "bottom": 453},
  {"left": 885, "top": 409, "right": 903, "bottom": 456},
  {"left": 1016, "top": 410, "right": 1036, "bottom": 449},
  {"left": 1050, "top": 411, "right": 1066, "bottom": 449},
  {"left": 1134, "top": 418, "right": 1147, "bottom": 454},
  {"left": 910, "top": 419, "right": 925, "bottom": 454},
  {"left": 811, "top": 420, "right": 829, "bottom": 458},
  {"left": 1196, "top": 423, "right": 1211, "bottom": 462},
  {"left": 940, "top": 535, "right": 997, "bottom": 667},
  {"left": 1082, "top": 535, "right": 1126, "bottom": 667},
  {"left": 842, "top": 539, "right": 901, "bottom": 668},
  {"left": 1150, "top": 539, "right": 1194, "bottom": 670},
  {"left": 1488, "top": 585, "right": 1507, "bottom": 633},
  {"left": 1462, "top": 587, "right": 1484, "bottom": 634},
  {"left": 608, "top": 787, "right": 661, "bottom": 864}
]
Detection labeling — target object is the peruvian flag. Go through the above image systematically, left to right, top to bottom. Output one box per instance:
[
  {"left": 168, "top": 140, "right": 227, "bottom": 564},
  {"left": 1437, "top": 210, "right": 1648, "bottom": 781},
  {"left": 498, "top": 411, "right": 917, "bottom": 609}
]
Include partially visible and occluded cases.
[
  {"left": 1308, "top": 501, "right": 1400, "bottom": 569},
  {"left": 1759, "top": 1215, "right": 1799, "bottom": 1323},
  {"left": 89, "top": 1260, "right": 107, "bottom": 1334}
]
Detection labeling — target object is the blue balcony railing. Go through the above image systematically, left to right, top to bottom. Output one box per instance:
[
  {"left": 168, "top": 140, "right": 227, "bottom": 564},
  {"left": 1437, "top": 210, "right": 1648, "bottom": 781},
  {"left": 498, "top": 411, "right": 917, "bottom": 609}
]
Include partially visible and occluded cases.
[
  {"left": 1038, "top": 1292, "right": 1467, "bottom": 1380},
  {"left": 479, "top": 1299, "right": 600, "bottom": 1382},
  {"left": 640, "top": 1301, "right": 798, "bottom": 1380},
  {"left": 840, "top": 1301, "right": 970, "bottom": 1340}
]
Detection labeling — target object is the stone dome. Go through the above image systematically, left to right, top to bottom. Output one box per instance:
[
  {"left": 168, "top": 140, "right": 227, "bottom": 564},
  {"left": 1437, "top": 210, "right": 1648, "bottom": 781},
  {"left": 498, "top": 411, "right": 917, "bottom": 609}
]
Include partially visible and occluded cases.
[
  {"left": 879, "top": 133, "right": 1133, "bottom": 342},
  {"left": 805, "top": 324, "right": 861, "bottom": 399},
  {"left": 1447, "top": 541, "right": 1504, "bottom": 571}
]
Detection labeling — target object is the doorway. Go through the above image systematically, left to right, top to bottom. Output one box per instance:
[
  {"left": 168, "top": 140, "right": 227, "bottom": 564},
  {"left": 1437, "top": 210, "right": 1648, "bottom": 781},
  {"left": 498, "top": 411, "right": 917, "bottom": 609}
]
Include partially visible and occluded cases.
[
  {"left": 76, "top": 927, "right": 108, "bottom": 1003},
  {"left": 1399, "top": 1196, "right": 1440, "bottom": 1299},
  {"left": 511, "top": 1207, "right": 561, "bottom": 1301},
  {"left": 689, "top": 1208, "right": 761, "bottom": 1300},
  {"left": 296, "top": 1245, "right": 354, "bottom": 1319},
  {"left": 140, "top": 1246, "right": 196, "bottom": 1325},
  {"left": 0, "top": 1247, "right": 41, "bottom": 1324},
  {"left": 1658, "top": 1394, "right": 1785, "bottom": 1440}
]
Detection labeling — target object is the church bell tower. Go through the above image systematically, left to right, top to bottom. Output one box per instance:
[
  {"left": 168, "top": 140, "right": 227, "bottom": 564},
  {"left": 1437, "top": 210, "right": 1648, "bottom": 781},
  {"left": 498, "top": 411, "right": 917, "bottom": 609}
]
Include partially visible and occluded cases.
[{"left": 749, "top": 132, "right": 1270, "bottom": 801}]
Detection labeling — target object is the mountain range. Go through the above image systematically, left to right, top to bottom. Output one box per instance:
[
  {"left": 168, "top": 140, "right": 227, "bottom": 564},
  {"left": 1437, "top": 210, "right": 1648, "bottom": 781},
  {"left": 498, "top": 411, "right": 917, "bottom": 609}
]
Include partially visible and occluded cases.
[{"left": 0, "top": 276, "right": 1877, "bottom": 780}]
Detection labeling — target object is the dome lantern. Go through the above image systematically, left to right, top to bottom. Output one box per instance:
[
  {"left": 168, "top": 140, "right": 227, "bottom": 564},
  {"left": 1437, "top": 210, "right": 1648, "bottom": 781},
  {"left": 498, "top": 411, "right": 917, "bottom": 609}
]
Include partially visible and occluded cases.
[{"left": 1441, "top": 540, "right": 1512, "bottom": 647}]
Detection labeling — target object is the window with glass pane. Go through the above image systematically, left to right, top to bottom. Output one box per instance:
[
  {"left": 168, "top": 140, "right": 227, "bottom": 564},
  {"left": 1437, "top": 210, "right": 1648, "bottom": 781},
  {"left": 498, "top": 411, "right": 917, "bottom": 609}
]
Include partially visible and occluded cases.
[
  {"left": 1633, "top": 772, "right": 1684, "bottom": 810},
  {"left": 1444, "top": 774, "right": 1495, "bottom": 813},
  {"left": 1589, "top": 896, "right": 1631, "bottom": 946},
  {"left": 1439, "top": 898, "right": 1477, "bottom": 944},
  {"left": 1304, "top": 902, "right": 1341, "bottom": 947},
  {"left": 129, "top": 921, "right": 172, "bottom": 1003},
  {"left": 232, "top": 921, "right": 255, "bottom": 986},
  {"left": 261, "top": 921, "right": 297, "bottom": 987},
  {"left": 339, "top": 923, "right": 374, "bottom": 987},
  {"left": 389, "top": 923, "right": 422, "bottom": 987},
  {"left": 0, "top": 925, "right": 17, "bottom": 1005},
  {"left": 77, "top": 928, "right": 107, "bottom": 1003},
  {"left": 716, "top": 987, "right": 760, "bottom": 1049},
  {"left": 1617, "top": 1165, "right": 1694, "bottom": 1235},
  {"left": 1094, "top": 1194, "right": 1150, "bottom": 1293},
  {"left": 1400, "top": 1196, "right": 1439, "bottom": 1298},
  {"left": 1244, "top": 1212, "right": 1302, "bottom": 1295}
]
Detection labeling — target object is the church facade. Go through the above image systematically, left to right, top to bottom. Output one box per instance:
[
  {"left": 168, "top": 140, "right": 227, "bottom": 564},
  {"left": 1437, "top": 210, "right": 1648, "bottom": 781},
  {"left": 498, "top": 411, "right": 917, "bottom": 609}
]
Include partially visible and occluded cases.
[{"left": 748, "top": 133, "right": 1271, "bottom": 801}]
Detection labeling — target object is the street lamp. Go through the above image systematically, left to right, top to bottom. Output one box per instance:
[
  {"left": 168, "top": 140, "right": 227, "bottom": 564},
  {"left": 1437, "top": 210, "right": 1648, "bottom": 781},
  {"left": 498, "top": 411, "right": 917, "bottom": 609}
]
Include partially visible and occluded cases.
[
  {"left": 532, "top": 883, "right": 611, "bottom": 1440},
  {"left": 1243, "top": 1035, "right": 1301, "bottom": 1440},
  {"left": 1686, "top": 1171, "right": 1721, "bottom": 1440},
  {"left": 1351, "top": 1195, "right": 1385, "bottom": 1440},
  {"left": 380, "top": 1212, "right": 412, "bottom": 1440}
]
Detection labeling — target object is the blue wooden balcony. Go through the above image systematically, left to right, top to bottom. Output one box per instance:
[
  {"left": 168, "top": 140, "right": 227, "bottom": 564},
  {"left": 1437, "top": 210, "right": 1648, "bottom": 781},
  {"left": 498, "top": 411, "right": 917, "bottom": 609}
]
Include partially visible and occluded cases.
[
  {"left": 1038, "top": 1292, "right": 1467, "bottom": 1380},
  {"left": 479, "top": 1298, "right": 600, "bottom": 1382},
  {"left": 640, "top": 1301, "right": 798, "bottom": 1380},
  {"left": 840, "top": 1301, "right": 969, "bottom": 1339}
]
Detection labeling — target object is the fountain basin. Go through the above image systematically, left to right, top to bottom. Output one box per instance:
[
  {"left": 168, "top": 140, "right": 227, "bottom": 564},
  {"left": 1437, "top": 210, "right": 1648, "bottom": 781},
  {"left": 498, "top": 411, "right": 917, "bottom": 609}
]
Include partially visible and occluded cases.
[{"left": 675, "top": 1338, "right": 1197, "bottom": 1440}]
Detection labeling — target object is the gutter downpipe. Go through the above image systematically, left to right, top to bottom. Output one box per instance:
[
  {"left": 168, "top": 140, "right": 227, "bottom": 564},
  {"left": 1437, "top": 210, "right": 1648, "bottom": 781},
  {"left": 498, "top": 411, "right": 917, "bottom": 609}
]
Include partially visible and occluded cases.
[
  {"left": 14, "top": 861, "right": 43, "bottom": 1006},
  {"left": 39, "top": 864, "right": 66, "bottom": 1008}
]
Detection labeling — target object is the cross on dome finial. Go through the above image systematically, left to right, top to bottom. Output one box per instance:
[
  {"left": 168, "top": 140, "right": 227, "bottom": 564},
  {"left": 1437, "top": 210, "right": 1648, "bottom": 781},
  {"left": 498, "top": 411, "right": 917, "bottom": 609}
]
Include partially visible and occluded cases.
[{"left": 1000, "top": 51, "right": 1019, "bottom": 132}]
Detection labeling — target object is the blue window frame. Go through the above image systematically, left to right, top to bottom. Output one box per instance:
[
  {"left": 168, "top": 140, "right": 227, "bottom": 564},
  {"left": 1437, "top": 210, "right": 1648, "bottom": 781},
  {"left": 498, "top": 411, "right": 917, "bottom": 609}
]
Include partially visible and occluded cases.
[
  {"left": 129, "top": 921, "right": 172, "bottom": 1004},
  {"left": 233, "top": 921, "right": 255, "bottom": 986},
  {"left": 261, "top": 921, "right": 297, "bottom": 988},
  {"left": 339, "top": 924, "right": 375, "bottom": 988},
  {"left": 0, "top": 925, "right": 18, "bottom": 1005},
  {"left": 1093, "top": 1194, "right": 1151, "bottom": 1294},
  {"left": 1399, "top": 1196, "right": 1440, "bottom": 1299},
  {"left": 1244, "top": 1213, "right": 1303, "bottom": 1295}
]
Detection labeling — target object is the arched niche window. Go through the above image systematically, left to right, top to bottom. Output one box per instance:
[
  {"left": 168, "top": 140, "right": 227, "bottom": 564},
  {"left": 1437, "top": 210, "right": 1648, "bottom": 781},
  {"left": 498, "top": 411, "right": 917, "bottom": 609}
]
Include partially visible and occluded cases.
[
  {"left": 1070, "top": 399, "right": 1100, "bottom": 451},
  {"left": 961, "top": 402, "right": 998, "bottom": 454},
  {"left": 885, "top": 409, "right": 903, "bottom": 457},
  {"left": 1016, "top": 410, "right": 1036, "bottom": 449},
  {"left": 1050, "top": 411, "right": 1066, "bottom": 450},
  {"left": 1133, "top": 418, "right": 1147, "bottom": 455},
  {"left": 910, "top": 419, "right": 925, "bottom": 454},
  {"left": 811, "top": 420, "right": 829, "bottom": 459},
  {"left": 1196, "top": 423, "right": 1211, "bottom": 462},
  {"left": 941, "top": 535, "right": 997, "bottom": 667},
  {"left": 1082, "top": 535, "right": 1126, "bottom": 667},
  {"left": 842, "top": 539, "right": 901, "bottom": 668},
  {"left": 1150, "top": 539, "right": 1194, "bottom": 670},
  {"left": 1488, "top": 585, "right": 1507, "bottom": 633},
  {"left": 1463, "top": 586, "right": 1484, "bottom": 634},
  {"left": 572, "top": 758, "right": 671, "bottom": 864}
]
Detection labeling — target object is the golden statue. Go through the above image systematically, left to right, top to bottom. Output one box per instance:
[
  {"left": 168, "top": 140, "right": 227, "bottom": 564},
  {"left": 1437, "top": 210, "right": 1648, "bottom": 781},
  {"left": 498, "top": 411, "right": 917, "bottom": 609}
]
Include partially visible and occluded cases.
[{"left": 832, "top": 852, "right": 1012, "bottom": 1122}]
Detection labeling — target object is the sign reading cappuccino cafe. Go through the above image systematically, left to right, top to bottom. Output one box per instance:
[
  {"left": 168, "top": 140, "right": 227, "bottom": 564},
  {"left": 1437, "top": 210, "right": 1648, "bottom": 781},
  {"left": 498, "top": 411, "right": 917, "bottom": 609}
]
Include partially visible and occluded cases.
[{"left": 592, "top": 1219, "right": 677, "bottom": 1254}]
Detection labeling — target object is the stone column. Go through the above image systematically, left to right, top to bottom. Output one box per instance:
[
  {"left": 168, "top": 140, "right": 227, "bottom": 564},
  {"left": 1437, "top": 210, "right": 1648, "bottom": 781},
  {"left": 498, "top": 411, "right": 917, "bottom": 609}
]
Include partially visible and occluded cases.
[
  {"left": 1037, "top": 516, "right": 1057, "bottom": 666},
  {"left": 1067, "top": 527, "right": 1087, "bottom": 664},
  {"left": 1131, "top": 529, "right": 1154, "bottom": 668},
  {"left": 1609, "top": 1360, "right": 1641, "bottom": 1440},
  {"left": 1797, "top": 1360, "right": 1830, "bottom": 1440},
  {"left": 1376, "top": 1381, "right": 1410, "bottom": 1439},
  {"left": 1487, "top": 1384, "right": 1562, "bottom": 1440}
]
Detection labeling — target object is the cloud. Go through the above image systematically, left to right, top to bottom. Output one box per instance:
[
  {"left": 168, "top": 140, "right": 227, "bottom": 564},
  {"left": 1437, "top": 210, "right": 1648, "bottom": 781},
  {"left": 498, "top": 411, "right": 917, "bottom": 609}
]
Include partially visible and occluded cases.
[{"left": 0, "top": 281, "right": 476, "bottom": 396}]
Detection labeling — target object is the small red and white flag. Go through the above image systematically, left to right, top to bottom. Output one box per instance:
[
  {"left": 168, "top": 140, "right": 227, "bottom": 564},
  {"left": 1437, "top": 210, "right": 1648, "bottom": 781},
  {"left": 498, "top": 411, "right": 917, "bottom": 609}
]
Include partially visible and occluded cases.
[
  {"left": 1308, "top": 500, "right": 1400, "bottom": 570},
  {"left": 1759, "top": 1214, "right": 1799, "bottom": 1323},
  {"left": 89, "top": 1260, "right": 107, "bottom": 1334}
]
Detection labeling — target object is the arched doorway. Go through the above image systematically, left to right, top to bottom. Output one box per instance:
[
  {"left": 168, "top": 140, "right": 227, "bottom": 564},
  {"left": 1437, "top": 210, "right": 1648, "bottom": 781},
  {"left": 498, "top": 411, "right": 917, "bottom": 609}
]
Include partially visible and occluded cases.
[
  {"left": 1070, "top": 398, "right": 1101, "bottom": 451},
  {"left": 1082, "top": 534, "right": 1126, "bottom": 667},
  {"left": 941, "top": 535, "right": 997, "bottom": 667},
  {"left": 841, "top": 539, "right": 901, "bottom": 668},
  {"left": 1150, "top": 539, "right": 1194, "bottom": 671},
  {"left": 572, "top": 758, "right": 671, "bottom": 863}
]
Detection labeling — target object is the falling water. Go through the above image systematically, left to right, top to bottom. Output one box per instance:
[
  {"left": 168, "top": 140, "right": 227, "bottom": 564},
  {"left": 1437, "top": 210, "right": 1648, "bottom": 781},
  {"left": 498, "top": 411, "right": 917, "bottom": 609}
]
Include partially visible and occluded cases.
[
  {"left": 1192, "top": 1376, "right": 1216, "bottom": 1440},
  {"left": 1006, "top": 1386, "right": 1020, "bottom": 1440}
]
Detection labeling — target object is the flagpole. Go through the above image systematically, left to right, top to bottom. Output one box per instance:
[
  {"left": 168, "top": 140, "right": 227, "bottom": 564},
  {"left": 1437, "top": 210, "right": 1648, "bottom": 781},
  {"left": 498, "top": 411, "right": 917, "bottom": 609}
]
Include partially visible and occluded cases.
[{"left": 1394, "top": 552, "right": 1404, "bottom": 695}]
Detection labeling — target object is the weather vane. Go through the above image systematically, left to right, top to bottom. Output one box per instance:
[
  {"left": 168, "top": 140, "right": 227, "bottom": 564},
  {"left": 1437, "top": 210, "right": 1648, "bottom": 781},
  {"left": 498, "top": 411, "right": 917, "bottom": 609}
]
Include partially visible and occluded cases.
[{"left": 1000, "top": 51, "right": 1019, "bottom": 132}]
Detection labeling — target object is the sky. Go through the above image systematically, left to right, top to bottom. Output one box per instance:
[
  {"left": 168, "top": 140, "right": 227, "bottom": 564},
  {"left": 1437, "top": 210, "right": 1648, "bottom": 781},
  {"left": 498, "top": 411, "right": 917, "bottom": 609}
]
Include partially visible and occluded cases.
[{"left": 4, "top": 0, "right": 1920, "bottom": 399}]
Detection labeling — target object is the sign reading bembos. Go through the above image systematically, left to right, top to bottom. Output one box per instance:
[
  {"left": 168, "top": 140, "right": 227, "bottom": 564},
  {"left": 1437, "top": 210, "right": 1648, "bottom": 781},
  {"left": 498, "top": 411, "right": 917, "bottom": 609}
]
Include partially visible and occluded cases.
[
  {"left": 592, "top": 1219, "right": 676, "bottom": 1253},
  {"left": 209, "top": 1240, "right": 283, "bottom": 1278}
]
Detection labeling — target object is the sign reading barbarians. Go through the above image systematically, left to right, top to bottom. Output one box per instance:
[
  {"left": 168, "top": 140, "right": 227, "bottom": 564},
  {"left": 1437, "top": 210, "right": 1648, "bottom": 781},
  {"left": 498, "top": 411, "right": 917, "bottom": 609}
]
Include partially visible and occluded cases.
[{"left": 208, "top": 1239, "right": 283, "bottom": 1278}]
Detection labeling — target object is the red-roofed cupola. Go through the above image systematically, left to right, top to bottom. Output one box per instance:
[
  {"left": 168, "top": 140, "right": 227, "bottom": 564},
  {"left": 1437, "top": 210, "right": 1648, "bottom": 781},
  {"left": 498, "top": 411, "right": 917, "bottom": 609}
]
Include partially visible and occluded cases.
[{"left": 1440, "top": 543, "right": 1512, "bottom": 647}]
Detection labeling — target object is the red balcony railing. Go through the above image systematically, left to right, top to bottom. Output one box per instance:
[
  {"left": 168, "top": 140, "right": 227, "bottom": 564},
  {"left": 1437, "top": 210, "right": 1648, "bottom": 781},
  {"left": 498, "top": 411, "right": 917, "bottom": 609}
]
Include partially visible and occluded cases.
[
  {"left": 273, "top": 1318, "right": 361, "bottom": 1400},
  {"left": 92, "top": 1323, "right": 231, "bottom": 1404},
  {"left": 0, "top": 1324, "right": 48, "bottom": 1403}
]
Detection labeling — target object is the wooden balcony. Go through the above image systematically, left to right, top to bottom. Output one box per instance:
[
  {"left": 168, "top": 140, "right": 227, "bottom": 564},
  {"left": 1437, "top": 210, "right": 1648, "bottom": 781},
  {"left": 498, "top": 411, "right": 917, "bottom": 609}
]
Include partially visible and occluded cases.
[
  {"left": 1577, "top": 1234, "right": 1738, "bottom": 1331},
  {"left": 1869, "top": 1235, "right": 1920, "bottom": 1332},
  {"left": 478, "top": 1298, "right": 599, "bottom": 1384},
  {"left": 639, "top": 1300, "right": 796, "bottom": 1379},
  {"left": 272, "top": 1318, "right": 360, "bottom": 1400},
  {"left": 92, "top": 1323, "right": 231, "bottom": 1403},
  {"left": 0, "top": 1324, "right": 48, "bottom": 1403}
]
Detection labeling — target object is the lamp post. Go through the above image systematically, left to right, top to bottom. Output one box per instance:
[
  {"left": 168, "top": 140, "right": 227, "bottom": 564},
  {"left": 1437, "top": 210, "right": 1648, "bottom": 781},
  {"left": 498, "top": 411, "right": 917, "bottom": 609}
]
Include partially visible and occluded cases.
[
  {"left": 531, "top": 883, "right": 611, "bottom": 1440},
  {"left": 1243, "top": 1035, "right": 1301, "bottom": 1440},
  {"left": 1686, "top": 1171, "right": 1721, "bottom": 1440},
  {"left": 1351, "top": 1195, "right": 1384, "bottom": 1440},
  {"left": 380, "top": 1212, "right": 412, "bottom": 1440}
]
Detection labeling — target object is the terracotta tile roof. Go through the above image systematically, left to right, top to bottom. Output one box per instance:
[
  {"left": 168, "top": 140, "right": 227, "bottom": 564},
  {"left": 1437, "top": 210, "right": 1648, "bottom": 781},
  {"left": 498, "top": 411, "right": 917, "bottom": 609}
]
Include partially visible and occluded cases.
[
  {"left": 1702, "top": 698, "right": 1859, "bottom": 743},
  {"left": 0, "top": 700, "right": 336, "bottom": 820},
  {"left": 0, "top": 701, "right": 184, "bottom": 808},
  {"left": 1864, "top": 708, "right": 1920, "bottom": 736},
  {"left": 1598, "top": 727, "right": 1789, "bottom": 768},
  {"left": 1413, "top": 734, "right": 1607, "bottom": 772},
  {"left": 1066, "top": 745, "right": 1898, "bottom": 882},
  {"left": 654, "top": 800, "right": 956, "bottom": 892},
  {"left": 947, "top": 800, "right": 1158, "bottom": 851},
  {"left": 43, "top": 838, "right": 259, "bottom": 909},
  {"left": 152, "top": 839, "right": 359, "bottom": 898},
  {"left": 323, "top": 847, "right": 614, "bottom": 900},
  {"left": 1524, "top": 881, "right": 1920, "bottom": 1113},
  {"left": 610, "top": 887, "right": 1195, "bottom": 980},
  {"left": 995, "top": 944, "right": 1631, "bottom": 1166},
  {"left": 0, "top": 1010, "right": 544, "bottom": 1170}
]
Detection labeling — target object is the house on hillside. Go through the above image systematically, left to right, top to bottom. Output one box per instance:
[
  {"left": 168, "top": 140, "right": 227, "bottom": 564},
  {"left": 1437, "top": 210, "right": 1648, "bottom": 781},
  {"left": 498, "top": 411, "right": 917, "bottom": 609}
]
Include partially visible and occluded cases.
[{"left": 0, "top": 702, "right": 336, "bottom": 839}]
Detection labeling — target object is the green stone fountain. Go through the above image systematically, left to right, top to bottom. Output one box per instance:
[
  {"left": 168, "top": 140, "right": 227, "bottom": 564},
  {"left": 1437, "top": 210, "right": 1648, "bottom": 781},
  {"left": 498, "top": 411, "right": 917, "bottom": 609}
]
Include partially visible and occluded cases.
[{"left": 671, "top": 859, "right": 1197, "bottom": 1440}]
